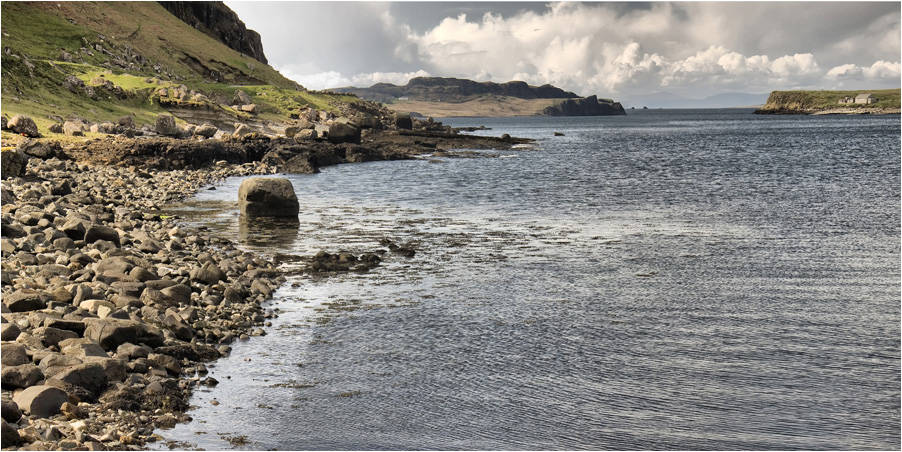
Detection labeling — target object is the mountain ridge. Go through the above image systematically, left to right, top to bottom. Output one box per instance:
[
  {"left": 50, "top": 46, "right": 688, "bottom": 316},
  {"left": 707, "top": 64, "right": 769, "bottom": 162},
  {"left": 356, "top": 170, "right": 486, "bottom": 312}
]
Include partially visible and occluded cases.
[{"left": 336, "top": 77, "right": 626, "bottom": 117}]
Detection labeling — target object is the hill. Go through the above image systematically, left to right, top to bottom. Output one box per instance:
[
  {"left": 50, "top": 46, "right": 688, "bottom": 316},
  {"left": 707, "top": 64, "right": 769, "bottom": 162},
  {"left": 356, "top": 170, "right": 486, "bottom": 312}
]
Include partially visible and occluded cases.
[
  {"left": 0, "top": 1, "right": 371, "bottom": 138},
  {"left": 335, "top": 77, "right": 625, "bottom": 117},
  {"left": 336, "top": 77, "right": 580, "bottom": 103},
  {"left": 754, "top": 89, "right": 901, "bottom": 115}
]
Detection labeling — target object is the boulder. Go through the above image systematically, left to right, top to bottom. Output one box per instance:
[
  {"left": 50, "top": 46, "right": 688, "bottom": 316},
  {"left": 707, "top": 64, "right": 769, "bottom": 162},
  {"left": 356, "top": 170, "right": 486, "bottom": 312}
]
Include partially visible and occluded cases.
[
  {"left": 63, "top": 75, "right": 85, "bottom": 93},
  {"left": 233, "top": 90, "right": 252, "bottom": 106},
  {"left": 239, "top": 104, "right": 260, "bottom": 114},
  {"left": 394, "top": 112, "right": 413, "bottom": 130},
  {"left": 354, "top": 113, "right": 379, "bottom": 129},
  {"left": 7, "top": 114, "right": 41, "bottom": 137},
  {"left": 154, "top": 114, "right": 179, "bottom": 137},
  {"left": 118, "top": 115, "right": 136, "bottom": 129},
  {"left": 63, "top": 120, "right": 85, "bottom": 136},
  {"left": 328, "top": 120, "right": 361, "bottom": 145},
  {"left": 49, "top": 122, "right": 64, "bottom": 133},
  {"left": 90, "top": 122, "right": 120, "bottom": 134},
  {"left": 194, "top": 123, "right": 218, "bottom": 138},
  {"left": 233, "top": 123, "right": 252, "bottom": 137},
  {"left": 293, "top": 129, "right": 317, "bottom": 141},
  {"left": 19, "top": 138, "right": 61, "bottom": 159},
  {"left": 1, "top": 147, "right": 28, "bottom": 178},
  {"left": 238, "top": 177, "right": 299, "bottom": 218},
  {"left": 61, "top": 218, "right": 87, "bottom": 240},
  {"left": 84, "top": 224, "right": 120, "bottom": 246},
  {"left": 189, "top": 263, "right": 226, "bottom": 284},
  {"left": 4, "top": 290, "right": 48, "bottom": 312},
  {"left": 43, "top": 319, "right": 86, "bottom": 336},
  {"left": 83, "top": 319, "right": 165, "bottom": 350},
  {"left": 1, "top": 322, "right": 21, "bottom": 341},
  {"left": 32, "top": 326, "right": 79, "bottom": 348},
  {"left": 60, "top": 338, "right": 109, "bottom": 359},
  {"left": 115, "top": 342, "right": 150, "bottom": 360},
  {"left": 1, "top": 343, "right": 29, "bottom": 366},
  {"left": 147, "top": 353, "right": 181, "bottom": 376},
  {"left": 38, "top": 354, "right": 84, "bottom": 379},
  {"left": 48, "top": 362, "right": 108, "bottom": 402},
  {"left": 1, "top": 364, "right": 44, "bottom": 389},
  {"left": 13, "top": 385, "right": 70, "bottom": 418},
  {"left": 1, "top": 400, "right": 22, "bottom": 423},
  {"left": 1, "top": 419, "right": 21, "bottom": 448}
]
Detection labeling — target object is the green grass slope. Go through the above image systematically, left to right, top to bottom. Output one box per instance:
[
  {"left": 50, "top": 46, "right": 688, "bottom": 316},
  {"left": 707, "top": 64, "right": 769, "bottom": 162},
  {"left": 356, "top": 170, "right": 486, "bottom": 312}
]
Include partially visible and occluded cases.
[
  {"left": 1, "top": 1, "right": 358, "bottom": 137},
  {"left": 756, "top": 89, "right": 901, "bottom": 113}
]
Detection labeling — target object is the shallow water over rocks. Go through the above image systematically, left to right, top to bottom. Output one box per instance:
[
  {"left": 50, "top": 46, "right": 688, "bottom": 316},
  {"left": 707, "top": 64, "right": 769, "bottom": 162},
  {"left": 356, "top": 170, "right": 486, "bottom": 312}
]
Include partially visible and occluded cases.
[{"left": 158, "top": 110, "right": 900, "bottom": 450}]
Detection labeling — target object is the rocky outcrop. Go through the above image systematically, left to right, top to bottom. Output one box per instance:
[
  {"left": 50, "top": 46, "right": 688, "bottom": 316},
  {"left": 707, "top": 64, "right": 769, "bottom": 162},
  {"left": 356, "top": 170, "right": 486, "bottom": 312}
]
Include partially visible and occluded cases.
[
  {"left": 159, "top": 1, "right": 268, "bottom": 64},
  {"left": 543, "top": 95, "right": 627, "bottom": 116}
]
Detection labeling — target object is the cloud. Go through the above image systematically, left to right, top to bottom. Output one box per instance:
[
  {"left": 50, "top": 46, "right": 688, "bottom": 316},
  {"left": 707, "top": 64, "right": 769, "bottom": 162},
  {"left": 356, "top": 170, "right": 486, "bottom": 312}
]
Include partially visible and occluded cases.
[
  {"left": 229, "top": 2, "right": 901, "bottom": 96},
  {"left": 825, "top": 60, "right": 902, "bottom": 87}
]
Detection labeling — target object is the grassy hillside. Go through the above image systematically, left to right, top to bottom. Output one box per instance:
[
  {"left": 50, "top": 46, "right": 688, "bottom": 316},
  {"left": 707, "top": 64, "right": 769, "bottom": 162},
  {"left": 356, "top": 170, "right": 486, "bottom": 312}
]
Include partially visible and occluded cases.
[
  {"left": 0, "top": 1, "right": 359, "bottom": 138},
  {"left": 757, "top": 89, "right": 901, "bottom": 113}
]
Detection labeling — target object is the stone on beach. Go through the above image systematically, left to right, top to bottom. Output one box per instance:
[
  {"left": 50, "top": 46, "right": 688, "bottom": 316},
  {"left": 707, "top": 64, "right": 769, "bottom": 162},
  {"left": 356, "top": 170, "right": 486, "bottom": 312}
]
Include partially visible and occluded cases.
[
  {"left": 8, "top": 114, "right": 41, "bottom": 137},
  {"left": 328, "top": 119, "right": 361, "bottom": 145},
  {"left": 237, "top": 177, "right": 299, "bottom": 218},
  {"left": 13, "top": 385, "right": 70, "bottom": 418}
]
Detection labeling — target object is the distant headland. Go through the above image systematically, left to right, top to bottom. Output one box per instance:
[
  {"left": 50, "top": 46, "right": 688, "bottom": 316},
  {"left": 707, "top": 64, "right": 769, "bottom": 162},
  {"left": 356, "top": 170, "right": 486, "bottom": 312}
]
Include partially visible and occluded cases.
[
  {"left": 332, "top": 77, "right": 626, "bottom": 117},
  {"left": 754, "top": 89, "right": 901, "bottom": 115}
]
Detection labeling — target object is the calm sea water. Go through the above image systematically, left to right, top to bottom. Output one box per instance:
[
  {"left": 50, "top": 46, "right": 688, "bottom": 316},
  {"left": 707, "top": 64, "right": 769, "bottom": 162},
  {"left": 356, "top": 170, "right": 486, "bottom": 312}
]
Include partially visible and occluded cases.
[{"left": 158, "top": 109, "right": 900, "bottom": 450}]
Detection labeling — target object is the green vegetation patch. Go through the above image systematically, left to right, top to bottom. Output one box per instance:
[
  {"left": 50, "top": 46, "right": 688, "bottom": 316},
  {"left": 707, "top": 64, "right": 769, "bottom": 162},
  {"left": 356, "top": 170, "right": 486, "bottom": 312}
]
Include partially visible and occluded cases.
[{"left": 762, "top": 89, "right": 901, "bottom": 111}]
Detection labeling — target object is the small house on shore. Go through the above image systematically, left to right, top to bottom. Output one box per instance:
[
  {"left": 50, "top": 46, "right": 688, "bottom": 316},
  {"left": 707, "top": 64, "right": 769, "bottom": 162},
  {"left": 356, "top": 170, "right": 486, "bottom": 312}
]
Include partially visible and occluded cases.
[{"left": 855, "top": 93, "right": 877, "bottom": 104}]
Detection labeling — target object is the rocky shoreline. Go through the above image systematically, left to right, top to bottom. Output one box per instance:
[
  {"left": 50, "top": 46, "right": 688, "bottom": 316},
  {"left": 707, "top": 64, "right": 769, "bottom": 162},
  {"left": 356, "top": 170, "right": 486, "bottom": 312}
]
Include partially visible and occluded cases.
[{"left": 1, "top": 119, "right": 530, "bottom": 450}]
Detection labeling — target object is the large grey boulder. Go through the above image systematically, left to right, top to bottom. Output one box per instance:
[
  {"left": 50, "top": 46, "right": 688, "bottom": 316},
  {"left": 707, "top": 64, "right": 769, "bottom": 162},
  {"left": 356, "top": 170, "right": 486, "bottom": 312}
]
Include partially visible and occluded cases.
[
  {"left": 233, "top": 90, "right": 252, "bottom": 106},
  {"left": 394, "top": 112, "right": 413, "bottom": 130},
  {"left": 7, "top": 114, "right": 40, "bottom": 137},
  {"left": 154, "top": 114, "right": 179, "bottom": 137},
  {"left": 328, "top": 119, "right": 361, "bottom": 144},
  {"left": 63, "top": 120, "right": 85, "bottom": 136},
  {"left": 194, "top": 123, "right": 218, "bottom": 138},
  {"left": 293, "top": 129, "right": 317, "bottom": 141},
  {"left": 1, "top": 147, "right": 28, "bottom": 178},
  {"left": 238, "top": 177, "right": 299, "bottom": 218},
  {"left": 84, "top": 224, "right": 120, "bottom": 246},
  {"left": 4, "top": 290, "right": 48, "bottom": 312},
  {"left": 83, "top": 319, "right": 165, "bottom": 351},
  {"left": 0, "top": 322, "right": 21, "bottom": 341},
  {"left": 33, "top": 326, "right": 79, "bottom": 348},
  {"left": 1, "top": 343, "right": 28, "bottom": 366},
  {"left": 48, "top": 362, "right": 108, "bottom": 402},
  {"left": 1, "top": 364, "right": 44, "bottom": 389},
  {"left": 13, "top": 385, "right": 70, "bottom": 418},
  {"left": 1, "top": 400, "right": 22, "bottom": 423},
  {"left": 1, "top": 419, "right": 21, "bottom": 448}
]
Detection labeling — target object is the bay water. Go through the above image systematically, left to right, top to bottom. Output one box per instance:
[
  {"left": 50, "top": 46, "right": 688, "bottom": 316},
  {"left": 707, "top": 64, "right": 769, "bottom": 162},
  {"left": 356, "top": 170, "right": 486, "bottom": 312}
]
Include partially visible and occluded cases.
[{"left": 158, "top": 109, "right": 900, "bottom": 450}]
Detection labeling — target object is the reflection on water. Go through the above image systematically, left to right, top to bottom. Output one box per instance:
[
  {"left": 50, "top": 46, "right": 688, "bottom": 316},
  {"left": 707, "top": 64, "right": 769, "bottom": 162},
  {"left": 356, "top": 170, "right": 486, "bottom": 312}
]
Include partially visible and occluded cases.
[{"left": 238, "top": 216, "right": 300, "bottom": 248}]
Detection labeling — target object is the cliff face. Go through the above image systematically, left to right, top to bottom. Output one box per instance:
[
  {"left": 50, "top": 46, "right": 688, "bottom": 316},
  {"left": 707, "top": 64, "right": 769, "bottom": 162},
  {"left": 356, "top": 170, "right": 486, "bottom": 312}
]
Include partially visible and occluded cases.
[
  {"left": 159, "top": 1, "right": 267, "bottom": 65},
  {"left": 543, "top": 96, "right": 627, "bottom": 116}
]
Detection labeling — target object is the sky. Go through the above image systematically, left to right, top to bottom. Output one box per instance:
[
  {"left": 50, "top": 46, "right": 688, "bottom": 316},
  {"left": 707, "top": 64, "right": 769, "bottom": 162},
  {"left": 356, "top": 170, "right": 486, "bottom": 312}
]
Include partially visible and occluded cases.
[{"left": 224, "top": 1, "right": 901, "bottom": 101}]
